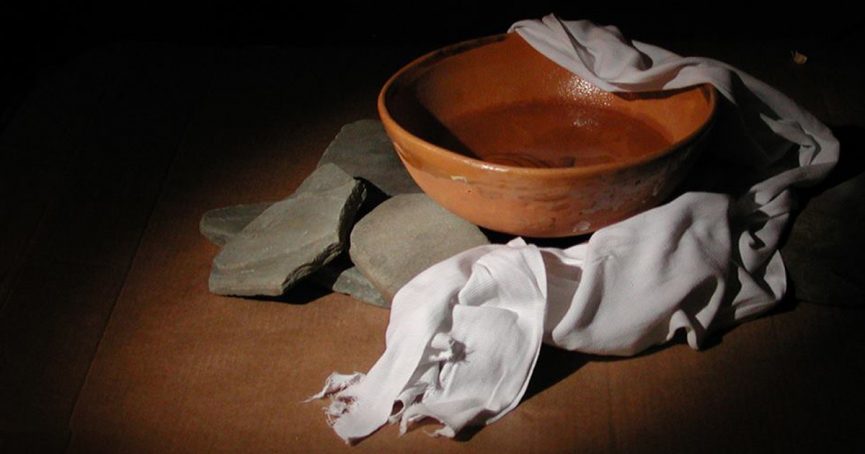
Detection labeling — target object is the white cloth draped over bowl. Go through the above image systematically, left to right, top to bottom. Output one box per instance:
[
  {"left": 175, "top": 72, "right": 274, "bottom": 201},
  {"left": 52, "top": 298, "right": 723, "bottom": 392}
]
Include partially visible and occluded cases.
[{"left": 309, "top": 15, "right": 840, "bottom": 444}]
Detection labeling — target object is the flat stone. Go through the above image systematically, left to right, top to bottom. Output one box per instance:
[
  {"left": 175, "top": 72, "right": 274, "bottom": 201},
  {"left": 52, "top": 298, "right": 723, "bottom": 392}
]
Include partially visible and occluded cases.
[
  {"left": 317, "top": 119, "right": 421, "bottom": 196},
  {"left": 209, "top": 164, "right": 366, "bottom": 296},
  {"left": 350, "top": 193, "right": 489, "bottom": 302},
  {"left": 202, "top": 196, "right": 388, "bottom": 306},
  {"left": 199, "top": 202, "right": 273, "bottom": 247},
  {"left": 311, "top": 261, "right": 390, "bottom": 308},
  {"left": 333, "top": 267, "right": 389, "bottom": 308}
]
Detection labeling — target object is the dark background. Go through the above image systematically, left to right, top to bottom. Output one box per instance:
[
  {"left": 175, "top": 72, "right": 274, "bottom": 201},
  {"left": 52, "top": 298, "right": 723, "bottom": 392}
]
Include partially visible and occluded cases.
[
  {"left": 6, "top": 0, "right": 864, "bottom": 49},
  {"left": 3, "top": 1, "right": 864, "bottom": 122}
]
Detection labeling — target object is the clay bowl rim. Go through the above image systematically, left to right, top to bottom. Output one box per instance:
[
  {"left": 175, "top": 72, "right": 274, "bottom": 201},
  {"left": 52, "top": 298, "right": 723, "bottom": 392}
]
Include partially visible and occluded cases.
[{"left": 377, "top": 33, "right": 718, "bottom": 179}]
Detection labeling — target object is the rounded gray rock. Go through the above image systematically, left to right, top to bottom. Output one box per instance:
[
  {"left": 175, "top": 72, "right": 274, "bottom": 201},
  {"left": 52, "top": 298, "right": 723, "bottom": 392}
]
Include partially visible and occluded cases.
[{"left": 349, "top": 193, "right": 489, "bottom": 302}]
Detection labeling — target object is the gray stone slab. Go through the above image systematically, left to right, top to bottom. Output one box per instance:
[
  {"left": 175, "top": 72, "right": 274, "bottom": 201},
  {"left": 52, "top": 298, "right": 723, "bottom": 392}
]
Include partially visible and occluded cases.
[
  {"left": 317, "top": 119, "right": 421, "bottom": 196},
  {"left": 209, "top": 164, "right": 366, "bottom": 296},
  {"left": 350, "top": 193, "right": 489, "bottom": 302},
  {"left": 201, "top": 200, "right": 388, "bottom": 307},
  {"left": 199, "top": 202, "right": 273, "bottom": 247},
  {"left": 333, "top": 266, "right": 389, "bottom": 308}
]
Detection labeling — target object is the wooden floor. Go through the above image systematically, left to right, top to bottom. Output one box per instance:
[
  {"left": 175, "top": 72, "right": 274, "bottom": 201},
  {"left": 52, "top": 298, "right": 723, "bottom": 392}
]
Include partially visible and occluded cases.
[{"left": 1, "top": 35, "right": 863, "bottom": 452}]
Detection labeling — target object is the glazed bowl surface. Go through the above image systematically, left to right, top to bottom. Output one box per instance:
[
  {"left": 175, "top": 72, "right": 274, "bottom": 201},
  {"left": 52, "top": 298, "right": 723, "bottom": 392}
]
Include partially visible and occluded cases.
[{"left": 378, "top": 33, "right": 716, "bottom": 237}]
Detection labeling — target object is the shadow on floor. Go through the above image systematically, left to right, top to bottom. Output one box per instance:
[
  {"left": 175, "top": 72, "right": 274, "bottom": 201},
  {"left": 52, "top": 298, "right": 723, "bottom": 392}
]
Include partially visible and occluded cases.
[
  {"left": 782, "top": 124, "right": 865, "bottom": 307},
  {"left": 247, "top": 282, "right": 332, "bottom": 305},
  {"left": 453, "top": 345, "right": 589, "bottom": 442}
]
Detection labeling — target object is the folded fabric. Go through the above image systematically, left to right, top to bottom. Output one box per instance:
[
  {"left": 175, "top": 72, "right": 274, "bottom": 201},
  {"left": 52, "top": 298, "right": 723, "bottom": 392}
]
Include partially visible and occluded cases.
[{"left": 310, "top": 15, "right": 840, "bottom": 444}]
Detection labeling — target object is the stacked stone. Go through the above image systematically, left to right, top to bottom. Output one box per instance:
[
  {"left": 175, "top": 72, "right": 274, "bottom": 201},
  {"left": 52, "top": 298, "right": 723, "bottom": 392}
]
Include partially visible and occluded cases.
[{"left": 201, "top": 120, "right": 489, "bottom": 308}]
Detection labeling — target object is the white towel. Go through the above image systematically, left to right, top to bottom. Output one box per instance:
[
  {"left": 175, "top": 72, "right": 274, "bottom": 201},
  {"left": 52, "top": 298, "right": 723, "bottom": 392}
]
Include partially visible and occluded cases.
[{"left": 310, "top": 15, "right": 840, "bottom": 444}]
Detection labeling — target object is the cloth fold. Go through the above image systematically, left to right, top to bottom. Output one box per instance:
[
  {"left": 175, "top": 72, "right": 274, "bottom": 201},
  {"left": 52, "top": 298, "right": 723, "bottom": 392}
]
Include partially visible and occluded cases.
[{"left": 310, "top": 15, "right": 839, "bottom": 443}]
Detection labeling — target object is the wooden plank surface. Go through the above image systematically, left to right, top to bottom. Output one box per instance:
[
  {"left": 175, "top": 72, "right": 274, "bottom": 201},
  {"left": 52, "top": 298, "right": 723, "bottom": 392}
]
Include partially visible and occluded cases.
[
  {"left": 1, "top": 36, "right": 863, "bottom": 452},
  {"left": 0, "top": 44, "right": 214, "bottom": 450}
]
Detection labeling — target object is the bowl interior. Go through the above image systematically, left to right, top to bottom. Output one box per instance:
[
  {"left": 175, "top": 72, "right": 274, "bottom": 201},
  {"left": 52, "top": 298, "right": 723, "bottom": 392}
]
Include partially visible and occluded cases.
[{"left": 384, "top": 34, "right": 715, "bottom": 169}]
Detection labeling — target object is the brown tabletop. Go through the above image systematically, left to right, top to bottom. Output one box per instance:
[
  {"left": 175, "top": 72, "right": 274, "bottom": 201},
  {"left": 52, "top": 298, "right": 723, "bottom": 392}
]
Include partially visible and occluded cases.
[{"left": 2, "top": 34, "right": 864, "bottom": 452}]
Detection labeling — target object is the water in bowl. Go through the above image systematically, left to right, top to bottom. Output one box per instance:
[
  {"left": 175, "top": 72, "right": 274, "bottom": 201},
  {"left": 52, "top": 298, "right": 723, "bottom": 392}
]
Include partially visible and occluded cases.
[{"left": 437, "top": 100, "right": 671, "bottom": 168}]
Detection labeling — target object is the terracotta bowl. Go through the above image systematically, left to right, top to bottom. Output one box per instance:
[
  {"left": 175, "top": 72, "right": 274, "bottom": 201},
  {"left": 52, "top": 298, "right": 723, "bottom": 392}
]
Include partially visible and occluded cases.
[{"left": 378, "top": 33, "right": 717, "bottom": 237}]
